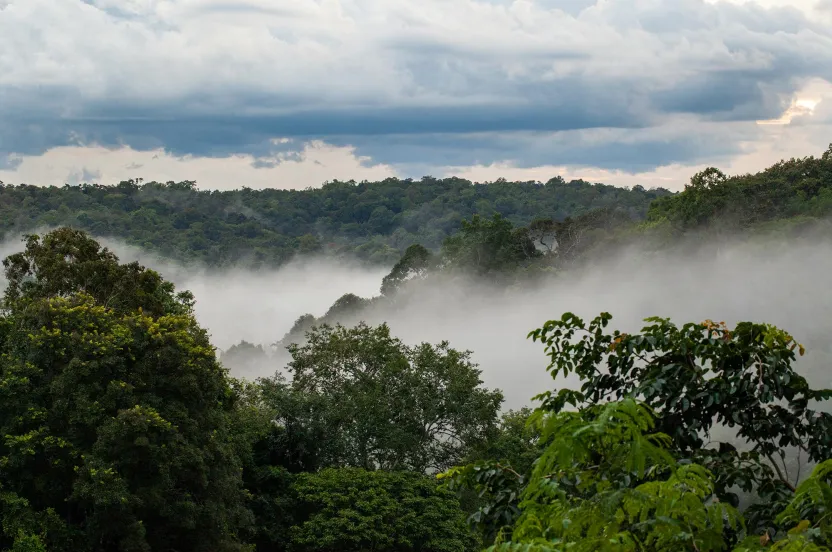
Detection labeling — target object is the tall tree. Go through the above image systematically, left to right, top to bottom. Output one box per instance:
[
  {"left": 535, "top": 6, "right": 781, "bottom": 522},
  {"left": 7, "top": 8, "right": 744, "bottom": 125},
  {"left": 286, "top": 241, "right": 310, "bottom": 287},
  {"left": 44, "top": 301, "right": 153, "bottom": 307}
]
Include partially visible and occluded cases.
[
  {"left": 441, "top": 214, "right": 540, "bottom": 274},
  {"left": 0, "top": 229, "right": 251, "bottom": 552},
  {"left": 380, "top": 244, "right": 434, "bottom": 296},
  {"left": 528, "top": 312, "right": 832, "bottom": 531},
  {"left": 264, "top": 323, "right": 503, "bottom": 473}
]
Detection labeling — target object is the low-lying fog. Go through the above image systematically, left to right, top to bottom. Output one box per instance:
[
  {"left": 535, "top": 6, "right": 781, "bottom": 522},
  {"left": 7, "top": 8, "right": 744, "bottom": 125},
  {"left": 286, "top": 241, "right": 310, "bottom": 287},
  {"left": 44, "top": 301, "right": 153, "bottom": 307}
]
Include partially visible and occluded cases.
[
  {"left": 2, "top": 232, "right": 827, "bottom": 490},
  {"left": 2, "top": 234, "right": 831, "bottom": 414}
]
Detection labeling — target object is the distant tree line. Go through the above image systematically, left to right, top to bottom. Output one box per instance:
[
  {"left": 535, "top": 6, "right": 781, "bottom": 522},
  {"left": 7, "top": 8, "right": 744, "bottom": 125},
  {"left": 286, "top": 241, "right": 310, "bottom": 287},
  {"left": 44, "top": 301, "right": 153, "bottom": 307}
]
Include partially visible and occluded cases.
[
  {"left": 647, "top": 145, "right": 832, "bottom": 234},
  {"left": 4, "top": 146, "right": 830, "bottom": 275},
  {"left": 0, "top": 175, "right": 667, "bottom": 267}
]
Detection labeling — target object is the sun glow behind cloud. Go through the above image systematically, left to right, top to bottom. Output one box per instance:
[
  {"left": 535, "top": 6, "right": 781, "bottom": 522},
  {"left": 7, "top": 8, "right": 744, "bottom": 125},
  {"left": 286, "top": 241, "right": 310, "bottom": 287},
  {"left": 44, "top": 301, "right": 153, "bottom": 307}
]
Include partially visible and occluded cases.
[
  {"left": 757, "top": 78, "right": 832, "bottom": 125},
  {"left": 757, "top": 98, "right": 821, "bottom": 125}
]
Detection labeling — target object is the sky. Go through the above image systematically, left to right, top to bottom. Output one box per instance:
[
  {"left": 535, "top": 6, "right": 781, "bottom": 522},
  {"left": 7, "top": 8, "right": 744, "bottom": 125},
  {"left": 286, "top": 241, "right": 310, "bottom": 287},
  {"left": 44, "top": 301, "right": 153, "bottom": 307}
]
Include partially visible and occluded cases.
[{"left": 1, "top": 0, "right": 831, "bottom": 191}]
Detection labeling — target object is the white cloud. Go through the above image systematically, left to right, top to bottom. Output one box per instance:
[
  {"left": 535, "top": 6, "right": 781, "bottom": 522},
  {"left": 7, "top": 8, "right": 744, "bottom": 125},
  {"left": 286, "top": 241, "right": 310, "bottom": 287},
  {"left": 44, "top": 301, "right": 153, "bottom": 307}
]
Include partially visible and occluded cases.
[
  {"left": 2, "top": 0, "right": 832, "bottom": 186},
  {"left": 3, "top": 0, "right": 830, "bottom": 111},
  {"left": 0, "top": 140, "right": 396, "bottom": 190}
]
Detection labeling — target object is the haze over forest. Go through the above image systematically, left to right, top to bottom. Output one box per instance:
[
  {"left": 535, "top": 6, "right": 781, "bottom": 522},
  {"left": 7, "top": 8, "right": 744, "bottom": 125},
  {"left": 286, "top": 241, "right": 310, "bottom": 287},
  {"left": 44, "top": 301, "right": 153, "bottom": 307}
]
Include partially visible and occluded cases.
[
  {"left": 4, "top": 0, "right": 832, "bottom": 550},
  {"left": 2, "top": 145, "right": 832, "bottom": 551}
]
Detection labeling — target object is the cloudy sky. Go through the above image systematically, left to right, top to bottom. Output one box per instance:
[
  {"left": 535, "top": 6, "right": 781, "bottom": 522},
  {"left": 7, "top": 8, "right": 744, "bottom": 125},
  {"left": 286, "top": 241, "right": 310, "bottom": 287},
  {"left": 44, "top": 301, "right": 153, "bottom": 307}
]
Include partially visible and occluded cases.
[{"left": 1, "top": 0, "right": 831, "bottom": 191}]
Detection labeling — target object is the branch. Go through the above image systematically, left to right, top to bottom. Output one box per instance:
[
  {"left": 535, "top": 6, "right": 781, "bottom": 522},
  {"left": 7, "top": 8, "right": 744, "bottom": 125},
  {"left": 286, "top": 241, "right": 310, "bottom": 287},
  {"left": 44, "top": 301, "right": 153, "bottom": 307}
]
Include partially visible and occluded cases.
[
  {"left": 766, "top": 453, "right": 796, "bottom": 492},
  {"left": 495, "top": 463, "right": 524, "bottom": 480}
]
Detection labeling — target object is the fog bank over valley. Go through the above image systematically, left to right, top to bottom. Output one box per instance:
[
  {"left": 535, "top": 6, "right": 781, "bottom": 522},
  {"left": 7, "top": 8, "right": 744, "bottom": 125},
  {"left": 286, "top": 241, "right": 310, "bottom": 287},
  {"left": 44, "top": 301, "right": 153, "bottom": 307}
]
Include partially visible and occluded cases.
[
  {"left": 0, "top": 232, "right": 386, "bottom": 348},
  {"left": 3, "top": 233, "right": 827, "bottom": 411},
  {"left": 323, "top": 240, "right": 832, "bottom": 409}
]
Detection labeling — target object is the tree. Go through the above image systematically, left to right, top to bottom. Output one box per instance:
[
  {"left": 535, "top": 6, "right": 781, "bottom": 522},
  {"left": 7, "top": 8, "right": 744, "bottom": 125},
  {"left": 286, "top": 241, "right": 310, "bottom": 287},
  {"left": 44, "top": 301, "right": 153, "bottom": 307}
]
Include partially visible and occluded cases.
[
  {"left": 441, "top": 214, "right": 540, "bottom": 274},
  {"left": 2, "top": 228, "right": 193, "bottom": 317},
  {"left": 0, "top": 229, "right": 252, "bottom": 552},
  {"left": 380, "top": 244, "right": 434, "bottom": 296},
  {"left": 322, "top": 293, "right": 370, "bottom": 321},
  {"left": 441, "top": 312, "right": 832, "bottom": 550},
  {"left": 528, "top": 312, "right": 832, "bottom": 532},
  {"left": 526, "top": 313, "right": 832, "bottom": 534},
  {"left": 265, "top": 322, "right": 503, "bottom": 473},
  {"left": 220, "top": 340, "right": 271, "bottom": 378},
  {"left": 228, "top": 379, "right": 298, "bottom": 552},
  {"left": 451, "top": 400, "right": 832, "bottom": 551},
  {"left": 466, "top": 400, "right": 744, "bottom": 552},
  {"left": 467, "top": 408, "right": 541, "bottom": 477},
  {"left": 442, "top": 409, "right": 542, "bottom": 544},
  {"left": 288, "top": 468, "right": 478, "bottom": 552}
]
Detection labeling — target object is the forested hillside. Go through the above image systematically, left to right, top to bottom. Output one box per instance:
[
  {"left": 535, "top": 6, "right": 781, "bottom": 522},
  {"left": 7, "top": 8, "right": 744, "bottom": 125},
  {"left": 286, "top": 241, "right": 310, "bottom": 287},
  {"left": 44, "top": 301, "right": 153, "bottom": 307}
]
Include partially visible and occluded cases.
[
  {"left": 646, "top": 145, "right": 832, "bottom": 234},
  {"left": 3, "top": 146, "right": 831, "bottom": 271},
  {"left": 272, "top": 146, "right": 832, "bottom": 347},
  {"left": 1, "top": 148, "right": 832, "bottom": 551},
  {"left": 0, "top": 176, "right": 667, "bottom": 267},
  {"left": 2, "top": 229, "right": 832, "bottom": 551}
]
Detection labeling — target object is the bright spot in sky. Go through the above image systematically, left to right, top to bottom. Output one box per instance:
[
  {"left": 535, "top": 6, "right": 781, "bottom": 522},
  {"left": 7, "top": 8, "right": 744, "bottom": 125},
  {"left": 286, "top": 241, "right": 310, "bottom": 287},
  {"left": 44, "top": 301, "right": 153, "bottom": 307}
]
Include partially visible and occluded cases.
[
  {"left": 757, "top": 97, "right": 821, "bottom": 125},
  {"left": 796, "top": 99, "right": 820, "bottom": 112}
]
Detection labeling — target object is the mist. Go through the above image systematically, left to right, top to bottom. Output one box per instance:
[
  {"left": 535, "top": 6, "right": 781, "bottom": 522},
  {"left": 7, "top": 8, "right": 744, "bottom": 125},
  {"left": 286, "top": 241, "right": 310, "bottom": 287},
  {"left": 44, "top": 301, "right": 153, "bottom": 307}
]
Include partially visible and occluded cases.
[
  {"left": 2, "top": 231, "right": 830, "bottom": 489},
  {"left": 2, "top": 232, "right": 831, "bottom": 412},
  {"left": 318, "top": 241, "right": 832, "bottom": 409}
]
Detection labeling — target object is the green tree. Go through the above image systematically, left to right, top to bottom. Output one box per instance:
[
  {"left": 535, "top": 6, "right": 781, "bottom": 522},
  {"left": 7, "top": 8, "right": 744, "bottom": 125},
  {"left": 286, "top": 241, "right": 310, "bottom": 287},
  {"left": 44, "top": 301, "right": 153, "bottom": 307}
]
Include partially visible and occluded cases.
[
  {"left": 441, "top": 214, "right": 540, "bottom": 274},
  {"left": 2, "top": 228, "right": 193, "bottom": 317},
  {"left": 0, "top": 229, "right": 252, "bottom": 552},
  {"left": 381, "top": 244, "right": 434, "bottom": 296},
  {"left": 322, "top": 293, "right": 370, "bottom": 321},
  {"left": 442, "top": 312, "right": 832, "bottom": 550},
  {"left": 528, "top": 313, "right": 832, "bottom": 531},
  {"left": 264, "top": 323, "right": 504, "bottom": 473},
  {"left": 228, "top": 379, "right": 298, "bottom": 552},
  {"left": 463, "top": 400, "right": 832, "bottom": 551},
  {"left": 465, "top": 400, "right": 744, "bottom": 552},
  {"left": 445, "top": 409, "right": 543, "bottom": 544},
  {"left": 467, "top": 409, "right": 541, "bottom": 477},
  {"left": 289, "top": 468, "right": 478, "bottom": 552}
]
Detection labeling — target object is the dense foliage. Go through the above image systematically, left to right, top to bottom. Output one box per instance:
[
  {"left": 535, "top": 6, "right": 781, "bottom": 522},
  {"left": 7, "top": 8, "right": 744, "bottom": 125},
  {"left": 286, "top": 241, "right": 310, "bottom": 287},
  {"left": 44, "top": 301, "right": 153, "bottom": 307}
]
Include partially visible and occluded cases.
[
  {"left": 3, "top": 140, "right": 832, "bottom": 552},
  {"left": 647, "top": 145, "right": 832, "bottom": 233},
  {"left": 0, "top": 176, "right": 665, "bottom": 267},
  {"left": 0, "top": 229, "right": 251, "bottom": 551},
  {"left": 0, "top": 230, "right": 495, "bottom": 552},
  {"left": 441, "top": 313, "right": 832, "bottom": 551},
  {"left": 261, "top": 323, "right": 503, "bottom": 473},
  {"left": 289, "top": 468, "right": 478, "bottom": 552}
]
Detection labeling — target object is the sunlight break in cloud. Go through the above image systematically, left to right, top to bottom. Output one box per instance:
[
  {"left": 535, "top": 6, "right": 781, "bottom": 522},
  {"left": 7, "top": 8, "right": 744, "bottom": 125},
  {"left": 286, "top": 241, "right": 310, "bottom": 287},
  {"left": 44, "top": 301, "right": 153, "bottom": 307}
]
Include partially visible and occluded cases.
[{"left": 447, "top": 78, "right": 832, "bottom": 190}]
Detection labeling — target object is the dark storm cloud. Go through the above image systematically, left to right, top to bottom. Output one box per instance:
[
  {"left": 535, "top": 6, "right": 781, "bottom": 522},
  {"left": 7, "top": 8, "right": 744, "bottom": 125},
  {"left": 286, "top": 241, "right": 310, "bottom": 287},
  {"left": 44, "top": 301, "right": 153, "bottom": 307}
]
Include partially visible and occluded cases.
[{"left": 1, "top": 0, "right": 830, "bottom": 174}]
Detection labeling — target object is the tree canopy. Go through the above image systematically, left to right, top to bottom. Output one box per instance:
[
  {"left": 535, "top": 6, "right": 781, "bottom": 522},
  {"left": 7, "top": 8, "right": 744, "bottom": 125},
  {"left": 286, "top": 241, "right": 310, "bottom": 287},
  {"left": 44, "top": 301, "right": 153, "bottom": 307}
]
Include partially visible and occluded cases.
[
  {"left": 4, "top": 144, "right": 832, "bottom": 552},
  {"left": 0, "top": 176, "right": 666, "bottom": 268},
  {"left": 0, "top": 230, "right": 250, "bottom": 552},
  {"left": 441, "top": 313, "right": 832, "bottom": 551},
  {"left": 263, "top": 323, "right": 503, "bottom": 473},
  {"left": 288, "top": 468, "right": 477, "bottom": 552}
]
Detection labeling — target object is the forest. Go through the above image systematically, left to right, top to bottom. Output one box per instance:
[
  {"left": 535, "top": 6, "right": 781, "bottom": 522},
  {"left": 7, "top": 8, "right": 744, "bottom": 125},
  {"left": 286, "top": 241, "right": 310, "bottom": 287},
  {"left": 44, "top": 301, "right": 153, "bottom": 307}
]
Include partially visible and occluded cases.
[
  {"left": 1, "top": 145, "right": 832, "bottom": 552},
  {"left": 265, "top": 146, "right": 832, "bottom": 348},
  {"left": 0, "top": 175, "right": 667, "bottom": 267}
]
